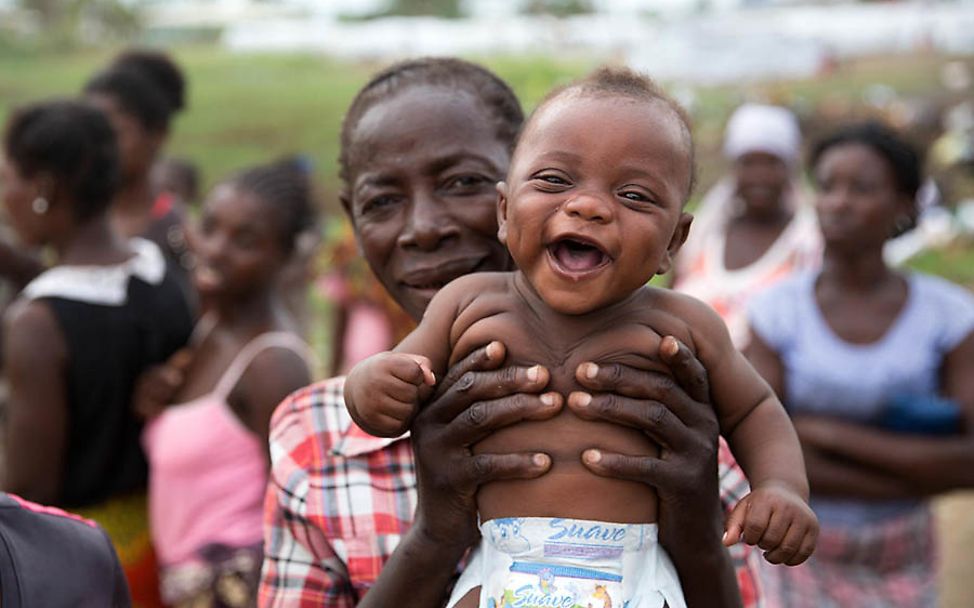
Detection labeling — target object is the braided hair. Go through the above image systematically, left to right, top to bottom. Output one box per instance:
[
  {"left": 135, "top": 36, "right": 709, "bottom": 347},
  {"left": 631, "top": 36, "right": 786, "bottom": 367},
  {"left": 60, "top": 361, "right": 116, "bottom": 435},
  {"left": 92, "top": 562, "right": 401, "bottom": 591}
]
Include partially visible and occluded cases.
[{"left": 229, "top": 157, "right": 318, "bottom": 254}]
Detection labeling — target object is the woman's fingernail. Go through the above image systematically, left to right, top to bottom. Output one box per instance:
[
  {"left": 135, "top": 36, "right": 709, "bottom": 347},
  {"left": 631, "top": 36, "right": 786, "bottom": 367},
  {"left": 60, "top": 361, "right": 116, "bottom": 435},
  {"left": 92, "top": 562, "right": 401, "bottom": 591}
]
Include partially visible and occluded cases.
[
  {"left": 486, "top": 341, "right": 502, "bottom": 360},
  {"left": 584, "top": 362, "right": 599, "bottom": 379},
  {"left": 527, "top": 365, "right": 540, "bottom": 382},
  {"left": 575, "top": 392, "right": 592, "bottom": 407},
  {"left": 540, "top": 393, "right": 556, "bottom": 407},
  {"left": 584, "top": 449, "right": 602, "bottom": 464},
  {"left": 533, "top": 453, "right": 550, "bottom": 467},
  {"left": 722, "top": 531, "right": 728, "bottom": 543}
]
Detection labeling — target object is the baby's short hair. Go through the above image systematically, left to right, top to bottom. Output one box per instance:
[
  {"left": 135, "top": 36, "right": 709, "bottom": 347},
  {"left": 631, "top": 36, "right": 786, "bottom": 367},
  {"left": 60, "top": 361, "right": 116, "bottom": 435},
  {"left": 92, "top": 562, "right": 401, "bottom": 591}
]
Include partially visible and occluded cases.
[{"left": 528, "top": 66, "right": 696, "bottom": 197}]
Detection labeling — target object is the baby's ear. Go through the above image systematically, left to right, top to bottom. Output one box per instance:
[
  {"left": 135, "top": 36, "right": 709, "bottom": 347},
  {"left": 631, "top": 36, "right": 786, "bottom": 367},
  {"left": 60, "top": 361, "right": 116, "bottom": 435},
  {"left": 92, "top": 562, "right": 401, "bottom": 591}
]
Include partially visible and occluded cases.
[
  {"left": 496, "top": 181, "right": 510, "bottom": 245},
  {"left": 657, "top": 212, "right": 693, "bottom": 275}
]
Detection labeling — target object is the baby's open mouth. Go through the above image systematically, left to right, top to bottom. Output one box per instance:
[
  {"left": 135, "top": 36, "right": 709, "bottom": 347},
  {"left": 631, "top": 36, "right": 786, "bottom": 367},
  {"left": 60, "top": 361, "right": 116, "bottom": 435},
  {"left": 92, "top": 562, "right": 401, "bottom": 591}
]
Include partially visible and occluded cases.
[{"left": 547, "top": 237, "right": 610, "bottom": 273}]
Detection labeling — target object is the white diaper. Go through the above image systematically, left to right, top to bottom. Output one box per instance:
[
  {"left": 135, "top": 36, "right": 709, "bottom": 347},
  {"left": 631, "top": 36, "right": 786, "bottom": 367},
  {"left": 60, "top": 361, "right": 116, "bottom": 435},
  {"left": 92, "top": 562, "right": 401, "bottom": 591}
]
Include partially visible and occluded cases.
[{"left": 447, "top": 517, "right": 686, "bottom": 608}]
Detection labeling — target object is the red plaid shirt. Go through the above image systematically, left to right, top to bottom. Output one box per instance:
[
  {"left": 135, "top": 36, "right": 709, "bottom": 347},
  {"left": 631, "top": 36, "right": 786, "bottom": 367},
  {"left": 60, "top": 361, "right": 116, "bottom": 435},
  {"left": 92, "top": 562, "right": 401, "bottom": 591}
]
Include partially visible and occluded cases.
[{"left": 259, "top": 377, "right": 764, "bottom": 607}]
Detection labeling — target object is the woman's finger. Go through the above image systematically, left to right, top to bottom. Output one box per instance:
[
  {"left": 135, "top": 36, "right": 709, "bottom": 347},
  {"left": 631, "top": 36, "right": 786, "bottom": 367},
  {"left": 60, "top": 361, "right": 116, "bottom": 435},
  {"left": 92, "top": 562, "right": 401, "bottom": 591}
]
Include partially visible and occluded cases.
[
  {"left": 658, "top": 335, "right": 711, "bottom": 404},
  {"left": 432, "top": 341, "right": 506, "bottom": 399},
  {"left": 574, "top": 361, "right": 709, "bottom": 430},
  {"left": 428, "top": 364, "right": 551, "bottom": 424},
  {"left": 439, "top": 392, "right": 563, "bottom": 446},
  {"left": 566, "top": 392, "right": 690, "bottom": 452},
  {"left": 578, "top": 449, "right": 683, "bottom": 491},
  {"left": 460, "top": 452, "right": 552, "bottom": 485}
]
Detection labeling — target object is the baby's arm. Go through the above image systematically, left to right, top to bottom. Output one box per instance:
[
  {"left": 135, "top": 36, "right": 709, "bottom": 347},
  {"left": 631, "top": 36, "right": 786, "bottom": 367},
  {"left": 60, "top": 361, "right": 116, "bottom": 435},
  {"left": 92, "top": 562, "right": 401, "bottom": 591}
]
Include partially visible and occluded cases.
[
  {"left": 344, "top": 278, "right": 468, "bottom": 437},
  {"left": 683, "top": 297, "right": 818, "bottom": 566}
]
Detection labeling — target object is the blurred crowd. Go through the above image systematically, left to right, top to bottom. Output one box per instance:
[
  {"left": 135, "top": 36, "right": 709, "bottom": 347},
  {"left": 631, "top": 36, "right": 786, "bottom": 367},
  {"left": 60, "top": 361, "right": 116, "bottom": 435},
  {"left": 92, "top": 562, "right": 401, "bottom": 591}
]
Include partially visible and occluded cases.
[{"left": 0, "top": 48, "right": 972, "bottom": 608}]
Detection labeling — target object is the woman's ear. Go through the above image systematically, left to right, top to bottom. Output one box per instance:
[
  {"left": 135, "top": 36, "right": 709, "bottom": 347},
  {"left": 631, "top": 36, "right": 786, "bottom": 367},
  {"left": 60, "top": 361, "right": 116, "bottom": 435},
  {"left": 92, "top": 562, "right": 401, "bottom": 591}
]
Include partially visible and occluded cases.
[
  {"left": 496, "top": 181, "right": 509, "bottom": 245},
  {"left": 657, "top": 212, "right": 693, "bottom": 275}
]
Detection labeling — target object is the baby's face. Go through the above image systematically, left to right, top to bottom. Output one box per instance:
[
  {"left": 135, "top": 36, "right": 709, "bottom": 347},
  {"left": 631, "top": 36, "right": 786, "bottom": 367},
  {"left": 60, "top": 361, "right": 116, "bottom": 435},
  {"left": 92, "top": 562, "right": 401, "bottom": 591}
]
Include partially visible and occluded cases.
[{"left": 498, "top": 94, "right": 692, "bottom": 315}]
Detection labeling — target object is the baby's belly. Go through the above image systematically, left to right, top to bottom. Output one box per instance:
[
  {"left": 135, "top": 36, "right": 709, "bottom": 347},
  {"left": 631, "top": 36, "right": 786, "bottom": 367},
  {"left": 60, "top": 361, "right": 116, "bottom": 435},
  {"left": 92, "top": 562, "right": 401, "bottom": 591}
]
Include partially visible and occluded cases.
[{"left": 474, "top": 412, "right": 659, "bottom": 524}]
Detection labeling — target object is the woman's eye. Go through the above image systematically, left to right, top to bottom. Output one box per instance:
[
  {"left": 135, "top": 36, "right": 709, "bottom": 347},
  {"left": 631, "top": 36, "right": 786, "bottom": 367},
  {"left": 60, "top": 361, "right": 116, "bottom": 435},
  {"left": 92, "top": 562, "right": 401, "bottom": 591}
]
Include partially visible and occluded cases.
[
  {"left": 444, "top": 174, "right": 490, "bottom": 193},
  {"left": 361, "top": 194, "right": 400, "bottom": 215}
]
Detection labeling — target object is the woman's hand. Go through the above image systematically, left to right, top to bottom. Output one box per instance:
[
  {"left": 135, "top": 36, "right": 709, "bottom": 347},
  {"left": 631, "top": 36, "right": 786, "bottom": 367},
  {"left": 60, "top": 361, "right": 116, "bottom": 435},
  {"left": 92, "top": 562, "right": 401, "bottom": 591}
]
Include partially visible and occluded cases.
[
  {"left": 566, "top": 335, "right": 742, "bottom": 607},
  {"left": 568, "top": 336, "right": 722, "bottom": 549},
  {"left": 409, "top": 340, "right": 562, "bottom": 552},
  {"left": 358, "top": 341, "right": 563, "bottom": 608},
  {"left": 132, "top": 347, "right": 194, "bottom": 420}
]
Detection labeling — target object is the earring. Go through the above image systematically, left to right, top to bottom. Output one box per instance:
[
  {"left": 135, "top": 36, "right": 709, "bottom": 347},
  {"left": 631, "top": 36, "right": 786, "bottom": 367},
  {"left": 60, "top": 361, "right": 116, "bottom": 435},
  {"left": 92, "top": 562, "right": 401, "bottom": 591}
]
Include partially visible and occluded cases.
[{"left": 31, "top": 197, "right": 49, "bottom": 215}]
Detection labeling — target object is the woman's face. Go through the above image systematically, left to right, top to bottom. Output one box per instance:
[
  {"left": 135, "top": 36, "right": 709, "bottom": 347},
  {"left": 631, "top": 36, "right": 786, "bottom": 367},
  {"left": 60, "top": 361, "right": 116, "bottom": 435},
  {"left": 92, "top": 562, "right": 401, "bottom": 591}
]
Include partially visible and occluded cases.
[
  {"left": 343, "top": 85, "right": 513, "bottom": 320},
  {"left": 87, "top": 93, "right": 161, "bottom": 185},
  {"left": 813, "top": 142, "right": 908, "bottom": 252},
  {"left": 733, "top": 151, "right": 790, "bottom": 214},
  {"left": 0, "top": 156, "right": 49, "bottom": 246},
  {"left": 191, "top": 184, "right": 288, "bottom": 300}
]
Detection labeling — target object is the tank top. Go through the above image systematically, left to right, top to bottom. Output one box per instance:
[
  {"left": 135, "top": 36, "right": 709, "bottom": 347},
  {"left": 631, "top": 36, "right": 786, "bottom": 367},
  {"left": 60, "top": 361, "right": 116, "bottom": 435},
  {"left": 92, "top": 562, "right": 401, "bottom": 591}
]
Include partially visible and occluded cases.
[
  {"left": 20, "top": 238, "right": 194, "bottom": 508},
  {"left": 142, "top": 331, "right": 313, "bottom": 567}
]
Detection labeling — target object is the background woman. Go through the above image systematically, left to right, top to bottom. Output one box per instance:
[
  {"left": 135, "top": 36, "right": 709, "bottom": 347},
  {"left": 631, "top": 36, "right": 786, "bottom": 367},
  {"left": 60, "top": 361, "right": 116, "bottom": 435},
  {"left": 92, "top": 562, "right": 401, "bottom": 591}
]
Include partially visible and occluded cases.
[
  {"left": 85, "top": 49, "right": 194, "bottom": 294},
  {"left": 1, "top": 99, "right": 194, "bottom": 606},
  {"left": 673, "top": 102, "right": 821, "bottom": 347},
  {"left": 746, "top": 121, "right": 974, "bottom": 607},
  {"left": 137, "top": 159, "right": 315, "bottom": 607}
]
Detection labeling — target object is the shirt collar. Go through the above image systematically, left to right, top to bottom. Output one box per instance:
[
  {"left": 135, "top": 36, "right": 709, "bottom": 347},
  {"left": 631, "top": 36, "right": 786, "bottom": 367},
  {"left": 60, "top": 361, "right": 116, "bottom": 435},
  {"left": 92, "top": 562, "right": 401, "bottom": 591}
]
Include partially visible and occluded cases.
[{"left": 332, "top": 418, "right": 410, "bottom": 458}]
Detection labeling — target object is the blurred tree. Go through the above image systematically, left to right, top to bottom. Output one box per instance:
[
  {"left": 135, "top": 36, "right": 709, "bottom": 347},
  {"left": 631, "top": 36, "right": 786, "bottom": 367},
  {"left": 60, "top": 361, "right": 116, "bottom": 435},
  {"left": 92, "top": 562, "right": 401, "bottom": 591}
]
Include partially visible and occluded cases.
[
  {"left": 17, "top": 0, "right": 141, "bottom": 46},
  {"left": 380, "top": 0, "right": 463, "bottom": 18},
  {"left": 523, "top": 0, "right": 594, "bottom": 17}
]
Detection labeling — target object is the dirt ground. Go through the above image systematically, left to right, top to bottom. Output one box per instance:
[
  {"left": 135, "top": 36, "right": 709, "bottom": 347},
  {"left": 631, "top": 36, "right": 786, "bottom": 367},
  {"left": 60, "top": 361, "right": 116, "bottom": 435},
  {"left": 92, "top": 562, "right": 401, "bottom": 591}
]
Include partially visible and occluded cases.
[{"left": 936, "top": 491, "right": 974, "bottom": 607}]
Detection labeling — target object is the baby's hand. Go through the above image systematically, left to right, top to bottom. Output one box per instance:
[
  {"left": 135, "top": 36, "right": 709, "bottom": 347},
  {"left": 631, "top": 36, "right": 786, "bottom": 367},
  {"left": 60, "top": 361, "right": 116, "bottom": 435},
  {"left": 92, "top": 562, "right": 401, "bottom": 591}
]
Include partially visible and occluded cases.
[
  {"left": 346, "top": 352, "right": 436, "bottom": 437},
  {"left": 723, "top": 482, "right": 818, "bottom": 566}
]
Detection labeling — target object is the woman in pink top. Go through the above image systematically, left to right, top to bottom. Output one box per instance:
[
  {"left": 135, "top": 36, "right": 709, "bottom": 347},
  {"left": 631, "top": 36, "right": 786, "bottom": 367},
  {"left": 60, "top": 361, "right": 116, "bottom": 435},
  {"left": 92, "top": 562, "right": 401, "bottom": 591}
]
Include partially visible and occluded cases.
[
  {"left": 672, "top": 103, "right": 822, "bottom": 348},
  {"left": 136, "top": 158, "right": 316, "bottom": 607}
]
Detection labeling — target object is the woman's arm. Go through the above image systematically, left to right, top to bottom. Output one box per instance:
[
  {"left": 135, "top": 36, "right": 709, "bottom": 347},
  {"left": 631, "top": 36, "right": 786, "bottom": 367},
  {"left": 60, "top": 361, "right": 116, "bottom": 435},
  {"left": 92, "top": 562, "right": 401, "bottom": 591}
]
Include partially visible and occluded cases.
[
  {"left": 1, "top": 300, "right": 69, "bottom": 503},
  {"left": 747, "top": 327, "right": 974, "bottom": 497},
  {"left": 789, "top": 330, "right": 974, "bottom": 494},
  {"left": 568, "top": 337, "right": 743, "bottom": 608},
  {"left": 357, "top": 341, "right": 560, "bottom": 608},
  {"left": 235, "top": 347, "right": 314, "bottom": 450},
  {"left": 799, "top": 438, "right": 913, "bottom": 499}
]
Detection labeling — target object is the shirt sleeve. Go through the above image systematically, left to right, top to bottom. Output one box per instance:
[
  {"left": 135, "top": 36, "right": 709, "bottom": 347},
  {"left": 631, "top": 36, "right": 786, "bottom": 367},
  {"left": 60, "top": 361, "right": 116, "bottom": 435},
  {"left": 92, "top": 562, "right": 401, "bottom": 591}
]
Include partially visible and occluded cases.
[
  {"left": 925, "top": 274, "right": 974, "bottom": 351},
  {"left": 746, "top": 277, "right": 800, "bottom": 354},
  {"left": 258, "top": 398, "right": 357, "bottom": 608}
]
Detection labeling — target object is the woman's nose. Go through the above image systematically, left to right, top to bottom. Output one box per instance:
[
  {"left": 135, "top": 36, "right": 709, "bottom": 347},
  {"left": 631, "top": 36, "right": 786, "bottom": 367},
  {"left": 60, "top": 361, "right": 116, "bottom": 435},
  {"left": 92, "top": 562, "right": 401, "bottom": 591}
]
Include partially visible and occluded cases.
[{"left": 397, "top": 191, "right": 460, "bottom": 251}]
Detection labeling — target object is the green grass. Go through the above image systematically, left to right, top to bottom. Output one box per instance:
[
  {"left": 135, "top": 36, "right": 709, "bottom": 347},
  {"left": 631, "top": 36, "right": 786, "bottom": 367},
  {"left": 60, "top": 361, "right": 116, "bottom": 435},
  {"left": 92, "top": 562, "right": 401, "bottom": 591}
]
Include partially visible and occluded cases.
[{"left": 1, "top": 45, "right": 972, "bottom": 282}]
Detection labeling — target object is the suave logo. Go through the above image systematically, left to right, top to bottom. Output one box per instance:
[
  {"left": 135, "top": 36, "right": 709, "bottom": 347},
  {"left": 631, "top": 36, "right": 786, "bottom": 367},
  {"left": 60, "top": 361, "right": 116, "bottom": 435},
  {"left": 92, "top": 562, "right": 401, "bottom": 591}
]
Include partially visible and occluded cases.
[
  {"left": 547, "top": 519, "right": 626, "bottom": 543},
  {"left": 511, "top": 584, "right": 575, "bottom": 608}
]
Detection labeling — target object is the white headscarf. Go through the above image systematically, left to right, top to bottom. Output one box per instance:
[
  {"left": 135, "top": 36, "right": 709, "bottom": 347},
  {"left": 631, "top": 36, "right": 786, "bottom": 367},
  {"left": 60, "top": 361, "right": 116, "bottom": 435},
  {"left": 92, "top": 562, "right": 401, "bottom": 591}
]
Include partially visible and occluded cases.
[{"left": 723, "top": 103, "right": 802, "bottom": 166}]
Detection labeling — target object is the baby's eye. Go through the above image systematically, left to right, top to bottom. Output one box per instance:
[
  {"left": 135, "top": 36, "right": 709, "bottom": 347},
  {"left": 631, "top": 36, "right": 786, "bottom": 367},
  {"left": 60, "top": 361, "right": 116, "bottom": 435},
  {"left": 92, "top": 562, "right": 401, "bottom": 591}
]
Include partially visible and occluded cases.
[
  {"left": 531, "top": 172, "right": 572, "bottom": 189},
  {"left": 621, "top": 191, "right": 649, "bottom": 202}
]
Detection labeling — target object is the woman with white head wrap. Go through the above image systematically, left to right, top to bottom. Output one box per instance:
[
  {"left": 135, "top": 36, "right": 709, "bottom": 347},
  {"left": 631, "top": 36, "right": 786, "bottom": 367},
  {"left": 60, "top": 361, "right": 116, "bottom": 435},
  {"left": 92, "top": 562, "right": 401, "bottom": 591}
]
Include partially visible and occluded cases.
[{"left": 672, "top": 103, "right": 822, "bottom": 348}]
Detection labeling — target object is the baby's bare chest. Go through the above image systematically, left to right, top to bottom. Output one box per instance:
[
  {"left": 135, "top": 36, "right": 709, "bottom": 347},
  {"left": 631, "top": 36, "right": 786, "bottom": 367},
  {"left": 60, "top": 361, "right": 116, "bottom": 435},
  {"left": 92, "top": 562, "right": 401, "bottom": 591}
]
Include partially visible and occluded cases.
[{"left": 449, "top": 296, "right": 692, "bottom": 395}]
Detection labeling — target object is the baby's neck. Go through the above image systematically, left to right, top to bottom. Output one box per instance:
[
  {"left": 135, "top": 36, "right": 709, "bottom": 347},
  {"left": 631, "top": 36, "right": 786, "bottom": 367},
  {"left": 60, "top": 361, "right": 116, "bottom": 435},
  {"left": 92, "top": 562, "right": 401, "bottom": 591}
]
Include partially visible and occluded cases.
[{"left": 511, "top": 270, "right": 647, "bottom": 324}]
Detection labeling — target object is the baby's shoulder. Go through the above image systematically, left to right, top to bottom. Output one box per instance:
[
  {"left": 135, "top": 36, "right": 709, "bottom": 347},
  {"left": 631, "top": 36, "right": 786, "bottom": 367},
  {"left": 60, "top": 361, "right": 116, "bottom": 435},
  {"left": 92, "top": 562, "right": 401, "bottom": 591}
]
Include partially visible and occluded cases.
[{"left": 632, "top": 286, "right": 731, "bottom": 353}]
